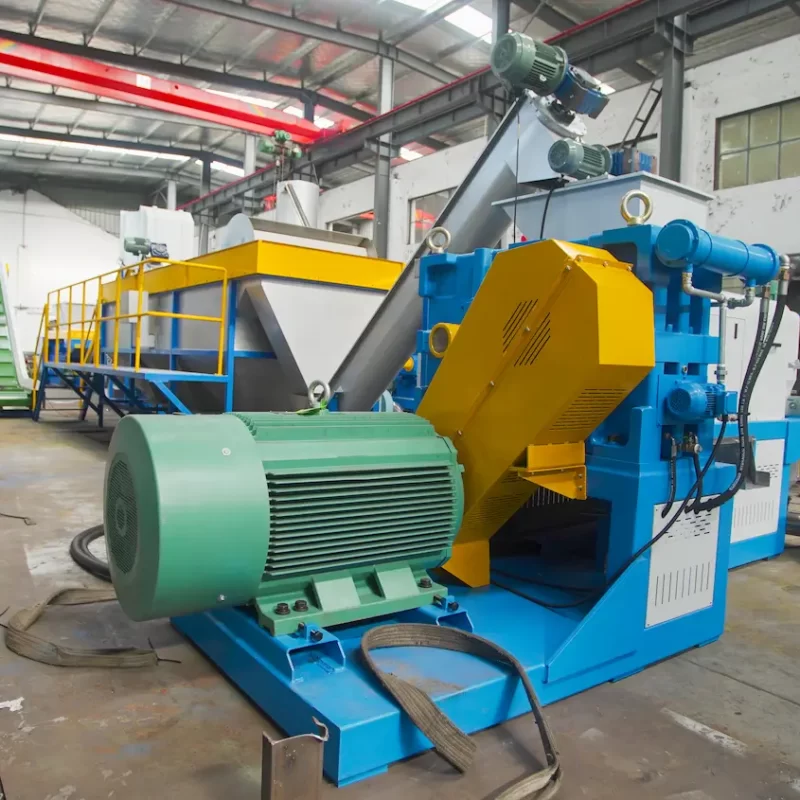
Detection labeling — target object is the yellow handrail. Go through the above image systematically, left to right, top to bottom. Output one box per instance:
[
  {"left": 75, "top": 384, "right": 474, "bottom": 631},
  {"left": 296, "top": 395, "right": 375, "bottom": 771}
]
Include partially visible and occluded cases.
[
  {"left": 45, "top": 258, "right": 229, "bottom": 376},
  {"left": 30, "top": 303, "right": 48, "bottom": 410},
  {"left": 80, "top": 305, "right": 100, "bottom": 365}
]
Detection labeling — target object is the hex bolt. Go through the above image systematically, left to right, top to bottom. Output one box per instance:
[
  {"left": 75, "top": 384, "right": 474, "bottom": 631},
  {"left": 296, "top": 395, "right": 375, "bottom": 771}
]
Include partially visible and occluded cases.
[
  {"left": 419, "top": 577, "right": 432, "bottom": 589},
  {"left": 293, "top": 599, "right": 309, "bottom": 612},
  {"left": 447, "top": 601, "right": 459, "bottom": 612},
  {"left": 275, "top": 602, "right": 290, "bottom": 615},
  {"left": 309, "top": 630, "right": 323, "bottom": 642}
]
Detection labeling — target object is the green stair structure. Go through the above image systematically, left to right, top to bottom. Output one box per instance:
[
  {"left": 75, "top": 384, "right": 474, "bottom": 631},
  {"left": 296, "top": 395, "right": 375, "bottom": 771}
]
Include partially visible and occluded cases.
[{"left": 0, "top": 267, "right": 32, "bottom": 412}]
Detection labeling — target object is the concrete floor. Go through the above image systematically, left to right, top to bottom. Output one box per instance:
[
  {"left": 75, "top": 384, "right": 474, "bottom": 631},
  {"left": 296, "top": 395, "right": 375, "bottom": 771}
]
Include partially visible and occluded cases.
[{"left": 1, "top": 412, "right": 800, "bottom": 800}]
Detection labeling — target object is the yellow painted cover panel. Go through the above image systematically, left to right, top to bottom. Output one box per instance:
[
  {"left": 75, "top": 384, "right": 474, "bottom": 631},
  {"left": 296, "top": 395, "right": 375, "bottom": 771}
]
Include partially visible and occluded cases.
[
  {"left": 417, "top": 240, "right": 655, "bottom": 586},
  {"left": 100, "top": 241, "right": 402, "bottom": 300}
]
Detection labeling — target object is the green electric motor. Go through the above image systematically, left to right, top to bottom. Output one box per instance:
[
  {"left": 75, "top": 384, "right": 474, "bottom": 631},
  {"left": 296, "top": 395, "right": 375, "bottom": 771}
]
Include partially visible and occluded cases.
[
  {"left": 490, "top": 31, "right": 567, "bottom": 95},
  {"left": 548, "top": 139, "right": 612, "bottom": 180},
  {"left": 105, "top": 412, "right": 464, "bottom": 634}
]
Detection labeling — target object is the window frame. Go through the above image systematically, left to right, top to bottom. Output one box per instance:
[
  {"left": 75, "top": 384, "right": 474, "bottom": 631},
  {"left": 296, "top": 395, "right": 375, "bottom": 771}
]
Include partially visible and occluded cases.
[
  {"left": 714, "top": 98, "right": 800, "bottom": 190},
  {"left": 408, "top": 188, "right": 454, "bottom": 245}
]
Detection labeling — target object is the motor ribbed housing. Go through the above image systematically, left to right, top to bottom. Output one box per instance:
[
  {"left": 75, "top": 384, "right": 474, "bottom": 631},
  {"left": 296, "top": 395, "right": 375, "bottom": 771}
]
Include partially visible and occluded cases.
[
  {"left": 490, "top": 32, "right": 567, "bottom": 95},
  {"left": 548, "top": 140, "right": 611, "bottom": 179},
  {"left": 105, "top": 412, "right": 463, "bottom": 623}
]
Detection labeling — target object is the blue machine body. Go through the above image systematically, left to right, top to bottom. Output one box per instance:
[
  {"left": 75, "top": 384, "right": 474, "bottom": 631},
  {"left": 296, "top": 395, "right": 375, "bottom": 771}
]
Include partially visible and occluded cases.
[
  {"left": 610, "top": 149, "right": 656, "bottom": 176},
  {"left": 175, "top": 221, "right": 788, "bottom": 787}
]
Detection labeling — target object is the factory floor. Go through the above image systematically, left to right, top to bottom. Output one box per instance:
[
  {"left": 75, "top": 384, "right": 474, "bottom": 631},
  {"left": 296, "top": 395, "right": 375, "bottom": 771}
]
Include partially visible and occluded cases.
[{"left": 1, "top": 411, "right": 800, "bottom": 800}]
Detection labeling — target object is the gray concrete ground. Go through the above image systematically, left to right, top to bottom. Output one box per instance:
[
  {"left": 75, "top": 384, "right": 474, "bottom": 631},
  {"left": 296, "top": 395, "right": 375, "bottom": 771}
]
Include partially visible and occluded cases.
[{"left": 1, "top": 411, "right": 800, "bottom": 800}]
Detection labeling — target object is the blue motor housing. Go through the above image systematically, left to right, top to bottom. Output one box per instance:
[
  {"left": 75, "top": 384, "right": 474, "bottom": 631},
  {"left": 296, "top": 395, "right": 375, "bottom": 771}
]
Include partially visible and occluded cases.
[
  {"left": 552, "top": 66, "right": 609, "bottom": 118},
  {"left": 666, "top": 381, "right": 737, "bottom": 422}
]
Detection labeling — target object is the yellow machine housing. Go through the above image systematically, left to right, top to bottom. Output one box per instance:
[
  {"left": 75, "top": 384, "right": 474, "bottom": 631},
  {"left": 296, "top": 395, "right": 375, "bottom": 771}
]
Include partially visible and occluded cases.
[{"left": 417, "top": 240, "right": 655, "bottom": 587}]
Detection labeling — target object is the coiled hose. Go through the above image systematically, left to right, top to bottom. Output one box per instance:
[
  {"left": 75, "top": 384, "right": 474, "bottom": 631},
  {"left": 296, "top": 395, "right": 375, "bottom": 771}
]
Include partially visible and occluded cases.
[{"left": 69, "top": 525, "right": 111, "bottom": 582}]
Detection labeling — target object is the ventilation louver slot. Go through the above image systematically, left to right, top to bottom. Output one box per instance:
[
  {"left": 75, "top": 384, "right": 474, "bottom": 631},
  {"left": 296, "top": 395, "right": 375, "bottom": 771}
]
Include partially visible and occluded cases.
[
  {"left": 502, "top": 299, "right": 537, "bottom": 352},
  {"left": 514, "top": 313, "right": 550, "bottom": 367},
  {"left": 548, "top": 388, "right": 628, "bottom": 434},
  {"left": 264, "top": 465, "right": 458, "bottom": 577}
]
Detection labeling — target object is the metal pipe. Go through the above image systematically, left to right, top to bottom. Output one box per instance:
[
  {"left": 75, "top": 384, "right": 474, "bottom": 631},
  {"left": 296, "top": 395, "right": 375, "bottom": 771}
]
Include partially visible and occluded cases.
[
  {"left": 166, "top": 180, "right": 177, "bottom": 211},
  {"left": 285, "top": 182, "right": 311, "bottom": 228},
  {"left": 779, "top": 254, "right": 792, "bottom": 295},
  {"left": 680, "top": 271, "right": 725, "bottom": 303},
  {"left": 681, "top": 271, "right": 727, "bottom": 385},
  {"left": 726, "top": 284, "right": 756, "bottom": 308},
  {"left": 716, "top": 302, "right": 727, "bottom": 385}
]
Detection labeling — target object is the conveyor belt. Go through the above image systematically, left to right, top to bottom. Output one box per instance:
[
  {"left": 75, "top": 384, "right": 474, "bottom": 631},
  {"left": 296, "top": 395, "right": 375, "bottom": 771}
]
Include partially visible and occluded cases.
[{"left": 329, "top": 94, "right": 541, "bottom": 411}]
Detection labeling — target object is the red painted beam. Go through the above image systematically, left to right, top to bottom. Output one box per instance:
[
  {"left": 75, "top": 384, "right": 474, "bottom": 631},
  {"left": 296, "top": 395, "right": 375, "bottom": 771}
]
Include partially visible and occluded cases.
[{"left": 0, "top": 38, "right": 321, "bottom": 144}]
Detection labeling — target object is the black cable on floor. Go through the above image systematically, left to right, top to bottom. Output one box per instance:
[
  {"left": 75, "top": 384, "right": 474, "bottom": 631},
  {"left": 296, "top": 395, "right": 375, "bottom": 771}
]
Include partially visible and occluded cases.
[
  {"left": 0, "top": 511, "right": 34, "bottom": 526},
  {"left": 69, "top": 525, "right": 111, "bottom": 582}
]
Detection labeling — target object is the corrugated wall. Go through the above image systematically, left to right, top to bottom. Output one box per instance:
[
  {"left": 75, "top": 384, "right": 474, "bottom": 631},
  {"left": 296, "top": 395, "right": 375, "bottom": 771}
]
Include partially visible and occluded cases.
[{"left": 63, "top": 205, "right": 121, "bottom": 237}]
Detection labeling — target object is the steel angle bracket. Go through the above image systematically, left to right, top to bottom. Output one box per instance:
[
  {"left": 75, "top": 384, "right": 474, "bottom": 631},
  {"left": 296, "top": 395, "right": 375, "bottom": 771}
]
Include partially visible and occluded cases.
[{"left": 262, "top": 718, "right": 329, "bottom": 800}]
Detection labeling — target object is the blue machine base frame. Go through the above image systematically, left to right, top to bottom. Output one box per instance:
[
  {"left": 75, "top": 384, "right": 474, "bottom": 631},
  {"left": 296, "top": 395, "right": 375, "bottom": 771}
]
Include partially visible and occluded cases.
[{"left": 173, "top": 526, "right": 731, "bottom": 787}]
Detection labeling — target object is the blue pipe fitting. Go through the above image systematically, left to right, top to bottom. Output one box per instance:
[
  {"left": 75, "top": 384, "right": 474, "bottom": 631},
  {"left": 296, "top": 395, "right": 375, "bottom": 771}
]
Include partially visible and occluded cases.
[{"left": 655, "top": 220, "right": 780, "bottom": 285}]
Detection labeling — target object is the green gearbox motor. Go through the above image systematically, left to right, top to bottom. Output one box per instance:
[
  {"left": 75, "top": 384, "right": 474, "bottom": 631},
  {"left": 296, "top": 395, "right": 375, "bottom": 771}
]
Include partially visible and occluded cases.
[
  {"left": 490, "top": 31, "right": 567, "bottom": 95},
  {"left": 548, "top": 139, "right": 611, "bottom": 180},
  {"left": 104, "top": 412, "right": 464, "bottom": 634}
]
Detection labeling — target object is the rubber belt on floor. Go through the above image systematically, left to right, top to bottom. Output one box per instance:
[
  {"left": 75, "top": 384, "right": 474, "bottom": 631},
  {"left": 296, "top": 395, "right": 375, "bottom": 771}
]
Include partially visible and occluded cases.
[
  {"left": 4, "top": 587, "right": 157, "bottom": 668},
  {"left": 360, "top": 623, "right": 562, "bottom": 800}
]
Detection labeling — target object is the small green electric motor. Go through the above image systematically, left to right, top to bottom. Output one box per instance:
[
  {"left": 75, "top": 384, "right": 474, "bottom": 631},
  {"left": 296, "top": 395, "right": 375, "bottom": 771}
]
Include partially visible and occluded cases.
[
  {"left": 490, "top": 31, "right": 568, "bottom": 95},
  {"left": 548, "top": 139, "right": 611, "bottom": 180},
  {"left": 105, "top": 412, "right": 463, "bottom": 634}
]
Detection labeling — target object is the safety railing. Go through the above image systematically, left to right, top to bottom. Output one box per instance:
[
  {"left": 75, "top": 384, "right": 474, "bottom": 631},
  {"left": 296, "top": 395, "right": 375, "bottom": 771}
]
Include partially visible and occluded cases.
[
  {"left": 44, "top": 258, "right": 229, "bottom": 376},
  {"left": 31, "top": 302, "right": 47, "bottom": 410}
]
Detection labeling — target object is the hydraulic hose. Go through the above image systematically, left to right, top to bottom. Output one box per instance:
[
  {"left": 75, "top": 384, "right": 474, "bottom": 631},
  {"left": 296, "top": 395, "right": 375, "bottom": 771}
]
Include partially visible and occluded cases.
[
  {"left": 694, "top": 291, "right": 782, "bottom": 513},
  {"left": 661, "top": 440, "right": 677, "bottom": 518},
  {"left": 688, "top": 448, "right": 703, "bottom": 513}
]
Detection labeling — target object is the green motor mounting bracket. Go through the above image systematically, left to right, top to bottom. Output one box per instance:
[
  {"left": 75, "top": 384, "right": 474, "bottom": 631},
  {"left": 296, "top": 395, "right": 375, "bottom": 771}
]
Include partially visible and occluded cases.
[{"left": 105, "top": 412, "right": 464, "bottom": 635}]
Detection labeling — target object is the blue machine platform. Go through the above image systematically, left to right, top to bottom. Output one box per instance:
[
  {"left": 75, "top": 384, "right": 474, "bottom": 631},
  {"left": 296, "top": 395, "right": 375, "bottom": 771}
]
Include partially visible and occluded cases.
[
  {"left": 34, "top": 360, "right": 233, "bottom": 422},
  {"left": 42, "top": 362, "right": 230, "bottom": 383},
  {"left": 173, "top": 498, "right": 732, "bottom": 787}
]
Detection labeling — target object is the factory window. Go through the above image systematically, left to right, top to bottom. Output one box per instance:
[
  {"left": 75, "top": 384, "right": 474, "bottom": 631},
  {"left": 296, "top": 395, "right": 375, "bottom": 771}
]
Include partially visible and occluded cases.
[
  {"left": 716, "top": 99, "right": 800, "bottom": 189},
  {"left": 409, "top": 189, "right": 453, "bottom": 244},
  {"left": 329, "top": 212, "right": 374, "bottom": 239}
]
